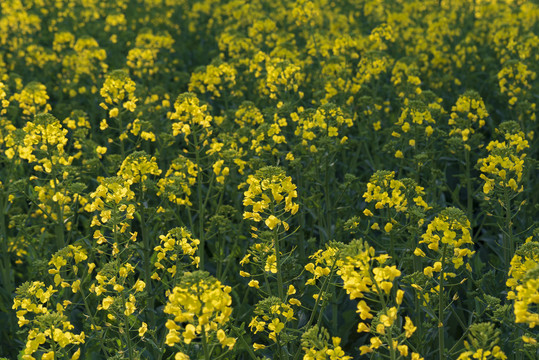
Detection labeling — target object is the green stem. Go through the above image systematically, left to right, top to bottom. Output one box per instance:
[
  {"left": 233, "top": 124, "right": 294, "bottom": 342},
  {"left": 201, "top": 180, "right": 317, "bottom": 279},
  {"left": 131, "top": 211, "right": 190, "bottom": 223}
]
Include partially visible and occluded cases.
[
  {"left": 194, "top": 134, "right": 205, "bottom": 270},
  {"left": 465, "top": 149, "right": 473, "bottom": 223},
  {"left": 324, "top": 155, "right": 332, "bottom": 242},
  {"left": 51, "top": 163, "right": 65, "bottom": 250},
  {"left": 297, "top": 171, "right": 306, "bottom": 261},
  {"left": 503, "top": 189, "right": 513, "bottom": 270},
  {"left": 0, "top": 194, "right": 13, "bottom": 297},
  {"left": 138, "top": 197, "right": 155, "bottom": 330},
  {"left": 273, "top": 223, "right": 285, "bottom": 301},
  {"left": 439, "top": 243, "right": 448, "bottom": 360},
  {"left": 292, "top": 261, "right": 338, "bottom": 360},
  {"left": 368, "top": 267, "right": 396, "bottom": 360},
  {"left": 78, "top": 286, "right": 110, "bottom": 357},
  {"left": 121, "top": 292, "right": 135, "bottom": 360},
  {"left": 233, "top": 326, "right": 259, "bottom": 360},
  {"left": 202, "top": 329, "right": 210, "bottom": 360},
  {"left": 50, "top": 330, "right": 57, "bottom": 358},
  {"left": 277, "top": 334, "right": 285, "bottom": 360}
]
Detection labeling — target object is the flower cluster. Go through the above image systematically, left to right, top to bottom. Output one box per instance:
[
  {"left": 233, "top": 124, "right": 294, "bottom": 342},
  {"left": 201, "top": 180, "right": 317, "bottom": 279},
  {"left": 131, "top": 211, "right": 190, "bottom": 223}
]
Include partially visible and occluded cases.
[
  {"left": 127, "top": 30, "right": 175, "bottom": 79},
  {"left": 189, "top": 61, "right": 239, "bottom": 99},
  {"left": 99, "top": 70, "right": 137, "bottom": 128},
  {"left": 11, "top": 82, "right": 51, "bottom": 117},
  {"left": 448, "top": 90, "right": 488, "bottom": 149},
  {"left": 170, "top": 92, "right": 213, "bottom": 145},
  {"left": 392, "top": 100, "right": 436, "bottom": 155},
  {"left": 291, "top": 103, "right": 353, "bottom": 153},
  {"left": 6, "top": 113, "right": 71, "bottom": 171},
  {"left": 478, "top": 123, "right": 529, "bottom": 195},
  {"left": 117, "top": 151, "right": 162, "bottom": 188},
  {"left": 157, "top": 154, "right": 198, "bottom": 206},
  {"left": 243, "top": 166, "right": 298, "bottom": 231},
  {"left": 362, "top": 171, "right": 431, "bottom": 237},
  {"left": 85, "top": 176, "right": 136, "bottom": 234},
  {"left": 415, "top": 207, "right": 474, "bottom": 272},
  {"left": 152, "top": 227, "right": 200, "bottom": 281},
  {"left": 337, "top": 239, "right": 421, "bottom": 359},
  {"left": 506, "top": 240, "right": 539, "bottom": 328},
  {"left": 164, "top": 271, "right": 235, "bottom": 357},
  {"left": 13, "top": 281, "right": 85, "bottom": 360},
  {"left": 249, "top": 295, "right": 301, "bottom": 349},
  {"left": 457, "top": 323, "right": 507, "bottom": 360},
  {"left": 300, "top": 326, "right": 351, "bottom": 360}
]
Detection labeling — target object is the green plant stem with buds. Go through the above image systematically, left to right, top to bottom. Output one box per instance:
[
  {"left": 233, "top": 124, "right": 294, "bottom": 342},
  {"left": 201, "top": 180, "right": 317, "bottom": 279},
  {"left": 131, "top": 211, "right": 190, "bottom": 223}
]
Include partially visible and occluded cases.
[
  {"left": 193, "top": 133, "right": 206, "bottom": 270},
  {"left": 503, "top": 188, "right": 513, "bottom": 270},
  {"left": 273, "top": 210, "right": 285, "bottom": 302},
  {"left": 438, "top": 243, "right": 448, "bottom": 360},
  {"left": 370, "top": 267, "right": 397, "bottom": 360},
  {"left": 202, "top": 330, "right": 210, "bottom": 360}
]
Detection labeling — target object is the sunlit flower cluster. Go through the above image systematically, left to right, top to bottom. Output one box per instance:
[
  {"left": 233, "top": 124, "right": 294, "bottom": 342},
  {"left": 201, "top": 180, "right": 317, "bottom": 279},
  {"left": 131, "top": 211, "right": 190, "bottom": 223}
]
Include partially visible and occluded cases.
[
  {"left": 448, "top": 90, "right": 488, "bottom": 148},
  {"left": 478, "top": 124, "right": 529, "bottom": 195},
  {"left": 243, "top": 166, "right": 298, "bottom": 231},
  {"left": 415, "top": 207, "right": 474, "bottom": 272},
  {"left": 153, "top": 227, "right": 200, "bottom": 280},
  {"left": 507, "top": 240, "right": 539, "bottom": 328},
  {"left": 164, "top": 271, "right": 235, "bottom": 356}
]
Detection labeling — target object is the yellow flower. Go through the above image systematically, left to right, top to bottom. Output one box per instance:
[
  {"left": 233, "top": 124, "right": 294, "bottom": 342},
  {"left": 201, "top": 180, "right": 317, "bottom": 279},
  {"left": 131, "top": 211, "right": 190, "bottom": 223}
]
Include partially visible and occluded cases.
[
  {"left": 109, "top": 108, "right": 119, "bottom": 117},
  {"left": 265, "top": 215, "right": 281, "bottom": 230},
  {"left": 265, "top": 254, "right": 278, "bottom": 273},
  {"left": 133, "top": 279, "right": 146, "bottom": 292},
  {"left": 287, "top": 285, "right": 296, "bottom": 295},
  {"left": 396, "top": 289, "right": 404, "bottom": 305},
  {"left": 102, "top": 296, "right": 114, "bottom": 310},
  {"left": 124, "top": 301, "right": 136, "bottom": 316},
  {"left": 404, "top": 317, "right": 417, "bottom": 338},
  {"left": 268, "top": 318, "right": 284, "bottom": 334},
  {"left": 139, "top": 322, "right": 148, "bottom": 337},
  {"left": 183, "top": 324, "right": 197, "bottom": 343},
  {"left": 253, "top": 343, "right": 266, "bottom": 351},
  {"left": 42, "top": 351, "right": 55, "bottom": 360},
  {"left": 175, "top": 352, "right": 190, "bottom": 360}
]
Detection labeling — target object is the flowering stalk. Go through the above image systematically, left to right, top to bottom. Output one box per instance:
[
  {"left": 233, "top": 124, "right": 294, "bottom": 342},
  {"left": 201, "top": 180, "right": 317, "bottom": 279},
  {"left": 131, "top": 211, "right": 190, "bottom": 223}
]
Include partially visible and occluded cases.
[
  {"left": 193, "top": 133, "right": 206, "bottom": 270},
  {"left": 503, "top": 188, "right": 513, "bottom": 269},
  {"left": 272, "top": 214, "right": 285, "bottom": 301},
  {"left": 438, "top": 242, "right": 448, "bottom": 360}
]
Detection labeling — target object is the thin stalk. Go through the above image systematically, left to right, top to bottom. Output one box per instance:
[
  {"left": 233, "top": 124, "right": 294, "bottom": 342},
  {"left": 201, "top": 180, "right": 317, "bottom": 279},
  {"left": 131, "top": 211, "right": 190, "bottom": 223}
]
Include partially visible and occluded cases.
[
  {"left": 193, "top": 133, "right": 206, "bottom": 270},
  {"left": 465, "top": 149, "right": 473, "bottom": 223},
  {"left": 324, "top": 155, "right": 332, "bottom": 242},
  {"left": 50, "top": 162, "right": 65, "bottom": 250},
  {"left": 297, "top": 171, "right": 306, "bottom": 261},
  {"left": 503, "top": 189, "right": 513, "bottom": 270},
  {"left": 0, "top": 194, "right": 13, "bottom": 297},
  {"left": 138, "top": 197, "right": 154, "bottom": 328},
  {"left": 387, "top": 207, "right": 395, "bottom": 258},
  {"left": 273, "top": 223, "right": 285, "bottom": 301},
  {"left": 217, "top": 234, "right": 224, "bottom": 280},
  {"left": 439, "top": 243, "right": 448, "bottom": 360},
  {"left": 293, "top": 261, "right": 338, "bottom": 360},
  {"left": 369, "top": 267, "right": 396, "bottom": 360},
  {"left": 263, "top": 272, "right": 273, "bottom": 296},
  {"left": 78, "top": 286, "right": 110, "bottom": 357},
  {"left": 120, "top": 290, "right": 135, "bottom": 360},
  {"left": 331, "top": 299, "right": 338, "bottom": 334},
  {"left": 233, "top": 326, "right": 259, "bottom": 360},
  {"left": 50, "top": 330, "right": 57, "bottom": 359},
  {"left": 202, "top": 330, "right": 210, "bottom": 360}
]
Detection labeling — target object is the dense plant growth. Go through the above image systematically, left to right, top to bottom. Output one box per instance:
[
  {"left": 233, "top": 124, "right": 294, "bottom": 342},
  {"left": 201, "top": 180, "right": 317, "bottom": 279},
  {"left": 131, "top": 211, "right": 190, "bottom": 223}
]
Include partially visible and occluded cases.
[{"left": 0, "top": 0, "right": 537, "bottom": 359}]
